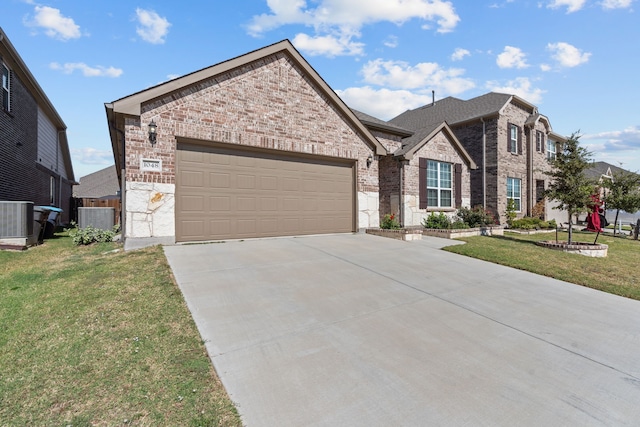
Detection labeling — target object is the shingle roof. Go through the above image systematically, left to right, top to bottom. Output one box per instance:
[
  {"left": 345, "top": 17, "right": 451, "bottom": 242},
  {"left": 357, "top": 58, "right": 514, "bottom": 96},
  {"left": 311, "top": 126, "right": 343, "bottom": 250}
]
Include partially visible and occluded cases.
[
  {"left": 390, "top": 92, "right": 516, "bottom": 130},
  {"left": 351, "top": 109, "right": 413, "bottom": 137},
  {"left": 585, "top": 161, "right": 638, "bottom": 181},
  {"left": 73, "top": 165, "right": 120, "bottom": 198}
]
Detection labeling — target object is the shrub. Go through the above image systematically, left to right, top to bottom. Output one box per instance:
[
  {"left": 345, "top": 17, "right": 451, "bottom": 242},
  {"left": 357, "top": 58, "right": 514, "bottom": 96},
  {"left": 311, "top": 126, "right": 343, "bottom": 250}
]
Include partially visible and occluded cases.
[
  {"left": 457, "top": 205, "right": 495, "bottom": 228},
  {"left": 422, "top": 212, "right": 452, "bottom": 229},
  {"left": 380, "top": 213, "right": 401, "bottom": 230},
  {"left": 509, "top": 217, "right": 557, "bottom": 230},
  {"left": 451, "top": 220, "right": 470, "bottom": 229},
  {"left": 67, "top": 222, "right": 120, "bottom": 245}
]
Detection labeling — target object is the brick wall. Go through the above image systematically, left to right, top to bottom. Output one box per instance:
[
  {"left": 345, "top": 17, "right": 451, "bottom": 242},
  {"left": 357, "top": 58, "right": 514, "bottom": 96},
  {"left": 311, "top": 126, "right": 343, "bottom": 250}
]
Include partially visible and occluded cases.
[
  {"left": 125, "top": 52, "right": 379, "bottom": 193},
  {"left": 451, "top": 102, "right": 556, "bottom": 224}
]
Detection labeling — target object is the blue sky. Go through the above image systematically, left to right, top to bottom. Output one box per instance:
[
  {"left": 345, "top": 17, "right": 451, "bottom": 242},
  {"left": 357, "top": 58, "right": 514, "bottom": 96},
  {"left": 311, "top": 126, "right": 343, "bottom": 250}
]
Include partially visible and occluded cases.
[{"left": 3, "top": 0, "right": 639, "bottom": 179}]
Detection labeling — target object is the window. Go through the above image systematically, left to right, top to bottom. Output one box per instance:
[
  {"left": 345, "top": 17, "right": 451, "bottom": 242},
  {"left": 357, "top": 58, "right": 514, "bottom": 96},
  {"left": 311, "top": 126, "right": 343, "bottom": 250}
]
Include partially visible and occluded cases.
[
  {"left": 2, "top": 63, "right": 9, "bottom": 111},
  {"left": 509, "top": 124, "right": 519, "bottom": 154},
  {"left": 536, "top": 131, "right": 544, "bottom": 152},
  {"left": 547, "top": 139, "right": 557, "bottom": 161},
  {"left": 427, "top": 160, "right": 452, "bottom": 208},
  {"left": 507, "top": 177, "right": 521, "bottom": 212}
]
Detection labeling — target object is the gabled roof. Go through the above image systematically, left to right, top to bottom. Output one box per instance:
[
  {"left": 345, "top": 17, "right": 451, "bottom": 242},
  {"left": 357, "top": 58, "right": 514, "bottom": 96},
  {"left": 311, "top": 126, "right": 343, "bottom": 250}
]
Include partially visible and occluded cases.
[
  {"left": 0, "top": 27, "right": 75, "bottom": 182},
  {"left": 106, "top": 39, "right": 387, "bottom": 175},
  {"left": 390, "top": 92, "right": 538, "bottom": 130},
  {"left": 351, "top": 109, "right": 413, "bottom": 138},
  {"left": 394, "top": 122, "right": 477, "bottom": 169},
  {"left": 585, "top": 161, "right": 638, "bottom": 181},
  {"left": 73, "top": 165, "right": 119, "bottom": 198}
]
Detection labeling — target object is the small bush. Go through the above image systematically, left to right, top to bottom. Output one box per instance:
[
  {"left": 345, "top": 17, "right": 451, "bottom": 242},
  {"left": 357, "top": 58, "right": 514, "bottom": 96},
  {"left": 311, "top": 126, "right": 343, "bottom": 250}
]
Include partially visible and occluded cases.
[
  {"left": 457, "top": 205, "right": 495, "bottom": 228},
  {"left": 423, "top": 212, "right": 452, "bottom": 229},
  {"left": 381, "top": 213, "right": 401, "bottom": 229},
  {"left": 509, "top": 217, "right": 556, "bottom": 230},
  {"left": 451, "top": 220, "right": 470, "bottom": 229},
  {"left": 67, "top": 222, "right": 120, "bottom": 245}
]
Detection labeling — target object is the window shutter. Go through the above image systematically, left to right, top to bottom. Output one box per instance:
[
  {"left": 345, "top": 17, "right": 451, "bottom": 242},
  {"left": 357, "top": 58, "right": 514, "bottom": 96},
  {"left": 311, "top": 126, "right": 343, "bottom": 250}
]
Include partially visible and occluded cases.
[
  {"left": 507, "top": 123, "right": 512, "bottom": 152},
  {"left": 517, "top": 125, "right": 523, "bottom": 155},
  {"left": 541, "top": 133, "right": 545, "bottom": 153},
  {"left": 419, "top": 158, "right": 427, "bottom": 209},
  {"left": 454, "top": 163, "right": 462, "bottom": 208}
]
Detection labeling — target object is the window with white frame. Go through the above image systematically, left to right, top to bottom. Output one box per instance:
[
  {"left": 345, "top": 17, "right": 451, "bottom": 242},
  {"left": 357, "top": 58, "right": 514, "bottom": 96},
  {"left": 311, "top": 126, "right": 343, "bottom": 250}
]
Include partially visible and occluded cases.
[
  {"left": 2, "top": 63, "right": 9, "bottom": 111},
  {"left": 509, "top": 124, "right": 518, "bottom": 154},
  {"left": 547, "top": 139, "right": 557, "bottom": 161},
  {"left": 427, "top": 160, "right": 452, "bottom": 208},
  {"left": 507, "top": 177, "right": 521, "bottom": 212}
]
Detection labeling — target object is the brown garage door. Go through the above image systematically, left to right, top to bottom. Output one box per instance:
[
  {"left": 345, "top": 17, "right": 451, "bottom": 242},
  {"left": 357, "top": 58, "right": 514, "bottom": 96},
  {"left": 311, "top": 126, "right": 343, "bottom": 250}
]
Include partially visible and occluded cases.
[{"left": 176, "top": 142, "right": 355, "bottom": 242}]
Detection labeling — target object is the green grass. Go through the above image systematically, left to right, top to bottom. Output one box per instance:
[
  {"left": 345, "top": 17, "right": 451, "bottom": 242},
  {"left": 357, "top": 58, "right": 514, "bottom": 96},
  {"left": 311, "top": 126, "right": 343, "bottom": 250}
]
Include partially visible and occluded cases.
[
  {"left": 444, "top": 230, "right": 640, "bottom": 300},
  {"left": 0, "top": 233, "right": 241, "bottom": 426}
]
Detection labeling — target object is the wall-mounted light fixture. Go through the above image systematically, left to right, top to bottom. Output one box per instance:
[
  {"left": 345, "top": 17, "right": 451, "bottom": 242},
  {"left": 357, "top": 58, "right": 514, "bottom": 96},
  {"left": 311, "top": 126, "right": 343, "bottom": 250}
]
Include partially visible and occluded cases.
[
  {"left": 148, "top": 120, "right": 157, "bottom": 146},
  {"left": 366, "top": 154, "right": 374, "bottom": 168}
]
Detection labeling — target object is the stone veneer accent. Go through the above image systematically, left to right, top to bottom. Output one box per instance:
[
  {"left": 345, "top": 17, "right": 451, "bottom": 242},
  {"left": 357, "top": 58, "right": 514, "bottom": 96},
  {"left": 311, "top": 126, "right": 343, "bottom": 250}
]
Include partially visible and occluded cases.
[{"left": 120, "top": 51, "right": 381, "bottom": 243}]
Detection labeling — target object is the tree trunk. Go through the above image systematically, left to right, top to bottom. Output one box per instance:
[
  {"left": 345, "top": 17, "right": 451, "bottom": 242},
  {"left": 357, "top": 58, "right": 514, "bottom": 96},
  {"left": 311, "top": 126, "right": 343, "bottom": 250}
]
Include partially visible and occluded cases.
[
  {"left": 613, "top": 209, "right": 620, "bottom": 236},
  {"left": 567, "top": 211, "right": 573, "bottom": 244},
  {"left": 635, "top": 219, "right": 640, "bottom": 241}
]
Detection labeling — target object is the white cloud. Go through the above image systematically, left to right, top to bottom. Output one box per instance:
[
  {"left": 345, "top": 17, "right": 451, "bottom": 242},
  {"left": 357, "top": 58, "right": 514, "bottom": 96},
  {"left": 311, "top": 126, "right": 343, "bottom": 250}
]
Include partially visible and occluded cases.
[
  {"left": 247, "top": 0, "right": 459, "bottom": 57},
  {"left": 546, "top": 0, "right": 587, "bottom": 13},
  {"left": 600, "top": 0, "right": 634, "bottom": 9},
  {"left": 26, "top": 6, "right": 81, "bottom": 40},
  {"left": 135, "top": 8, "right": 171, "bottom": 44},
  {"left": 292, "top": 33, "right": 365, "bottom": 56},
  {"left": 384, "top": 35, "right": 399, "bottom": 48},
  {"left": 547, "top": 42, "right": 591, "bottom": 67},
  {"left": 496, "top": 46, "right": 529, "bottom": 69},
  {"left": 451, "top": 48, "right": 470, "bottom": 61},
  {"left": 361, "top": 58, "right": 475, "bottom": 94},
  {"left": 50, "top": 62, "right": 123, "bottom": 78},
  {"left": 540, "top": 63, "right": 552, "bottom": 72},
  {"left": 486, "top": 77, "right": 545, "bottom": 104},
  {"left": 337, "top": 86, "right": 433, "bottom": 120},
  {"left": 582, "top": 126, "right": 640, "bottom": 151},
  {"left": 71, "top": 147, "right": 114, "bottom": 165}
]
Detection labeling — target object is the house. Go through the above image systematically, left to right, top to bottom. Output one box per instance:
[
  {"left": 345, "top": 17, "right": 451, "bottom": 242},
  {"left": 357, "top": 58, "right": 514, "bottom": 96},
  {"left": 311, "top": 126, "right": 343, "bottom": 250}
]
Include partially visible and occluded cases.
[
  {"left": 0, "top": 27, "right": 75, "bottom": 224},
  {"left": 106, "top": 40, "right": 391, "bottom": 249},
  {"left": 106, "top": 40, "right": 479, "bottom": 248},
  {"left": 390, "top": 93, "right": 567, "bottom": 224},
  {"left": 353, "top": 109, "right": 476, "bottom": 227},
  {"left": 72, "top": 165, "right": 121, "bottom": 225}
]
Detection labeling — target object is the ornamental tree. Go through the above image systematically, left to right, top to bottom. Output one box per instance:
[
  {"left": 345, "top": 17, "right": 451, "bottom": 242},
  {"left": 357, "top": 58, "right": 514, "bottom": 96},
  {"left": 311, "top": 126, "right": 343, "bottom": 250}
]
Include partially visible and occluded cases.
[
  {"left": 545, "top": 132, "right": 594, "bottom": 244},
  {"left": 602, "top": 168, "right": 640, "bottom": 236}
]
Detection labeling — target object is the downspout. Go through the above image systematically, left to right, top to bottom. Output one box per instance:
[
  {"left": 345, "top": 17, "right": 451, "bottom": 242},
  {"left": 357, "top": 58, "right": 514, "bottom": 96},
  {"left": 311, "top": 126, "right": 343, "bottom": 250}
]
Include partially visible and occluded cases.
[
  {"left": 481, "top": 118, "right": 486, "bottom": 209},
  {"left": 56, "top": 130, "right": 64, "bottom": 213},
  {"left": 398, "top": 158, "right": 404, "bottom": 227}
]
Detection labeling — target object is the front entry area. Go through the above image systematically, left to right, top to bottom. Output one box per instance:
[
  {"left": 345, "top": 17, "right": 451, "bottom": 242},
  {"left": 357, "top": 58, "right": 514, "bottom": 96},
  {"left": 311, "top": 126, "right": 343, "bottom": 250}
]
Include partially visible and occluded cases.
[{"left": 175, "top": 141, "right": 356, "bottom": 242}]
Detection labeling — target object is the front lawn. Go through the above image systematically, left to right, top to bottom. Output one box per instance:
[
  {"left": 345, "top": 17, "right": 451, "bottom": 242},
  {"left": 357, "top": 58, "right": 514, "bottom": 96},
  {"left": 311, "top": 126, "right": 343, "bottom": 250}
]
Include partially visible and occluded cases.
[
  {"left": 444, "top": 231, "right": 640, "bottom": 300},
  {"left": 0, "top": 233, "right": 241, "bottom": 426}
]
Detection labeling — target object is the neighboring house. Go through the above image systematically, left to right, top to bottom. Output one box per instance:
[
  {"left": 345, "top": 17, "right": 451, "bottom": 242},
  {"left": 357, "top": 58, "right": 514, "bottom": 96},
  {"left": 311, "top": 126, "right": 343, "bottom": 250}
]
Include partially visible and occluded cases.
[
  {"left": 0, "top": 27, "right": 75, "bottom": 224},
  {"left": 106, "top": 40, "right": 387, "bottom": 248},
  {"left": 390, "top": 93, "right": 567, "bottom": 224},
  {"left": 354, "top": 109, "right": 476, "bottom": 227},
  {"left": 585, "top": 161, "right": 637, "bottom": 184},
  {"left": 72, "top": 165, "right": 121, "bottom": 225}
]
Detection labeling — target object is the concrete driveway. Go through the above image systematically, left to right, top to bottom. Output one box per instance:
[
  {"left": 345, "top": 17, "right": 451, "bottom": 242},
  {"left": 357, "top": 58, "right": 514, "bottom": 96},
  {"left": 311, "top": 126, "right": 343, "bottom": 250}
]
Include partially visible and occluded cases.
[{"left": 163, "top": 233, "right": 640, "bottom": 426}]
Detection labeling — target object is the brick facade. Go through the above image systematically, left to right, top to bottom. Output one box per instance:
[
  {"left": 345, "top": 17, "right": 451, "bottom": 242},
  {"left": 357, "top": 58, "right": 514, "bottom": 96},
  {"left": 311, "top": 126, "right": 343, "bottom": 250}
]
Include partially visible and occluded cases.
[
  {"left": 114, "top": 45, "right": 382, "bottom": 243},
  {"left": 124, "top": 53, "right": 378, "bottom": 193},
  {"left": 452, "top": 102, "right": 555, "bottom": 224}
]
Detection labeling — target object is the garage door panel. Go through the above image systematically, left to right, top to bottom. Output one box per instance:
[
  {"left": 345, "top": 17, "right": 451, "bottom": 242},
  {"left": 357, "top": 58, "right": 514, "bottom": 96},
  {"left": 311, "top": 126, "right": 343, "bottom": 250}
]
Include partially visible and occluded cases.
[
  {"left": 177, "top": 143, "right": 354, "bottom": 242},
  {"left": 210, "top": 172, "right": 230, "bottom": 188},
  {"left": 209, "top": 196, "right": 230, "bottom": 211},
  {"left": 237, "top": 197, "right": 257, "bottom": 211}
]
